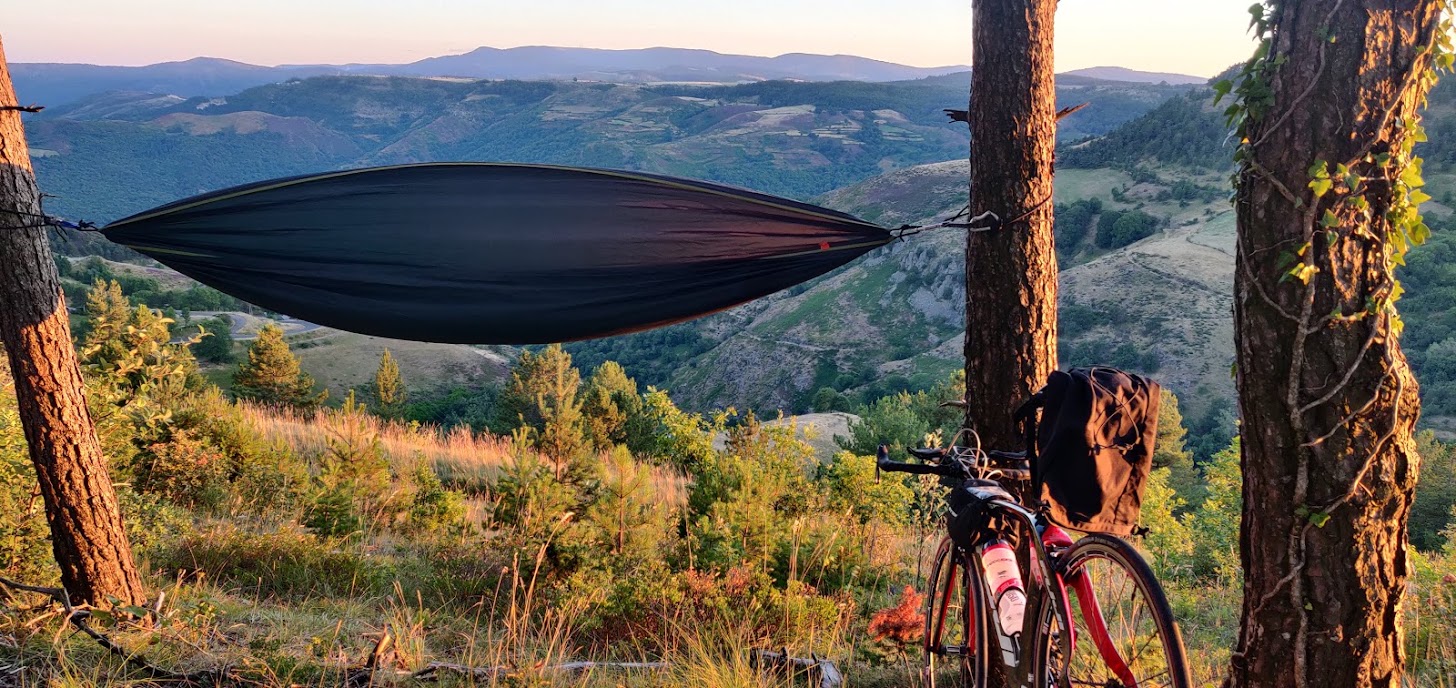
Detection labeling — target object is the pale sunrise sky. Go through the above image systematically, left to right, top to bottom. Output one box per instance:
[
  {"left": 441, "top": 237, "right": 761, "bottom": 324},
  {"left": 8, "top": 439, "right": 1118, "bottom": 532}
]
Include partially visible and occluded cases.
[{"left": 7, "top": 0, "right": 1256, "bottom": 77}]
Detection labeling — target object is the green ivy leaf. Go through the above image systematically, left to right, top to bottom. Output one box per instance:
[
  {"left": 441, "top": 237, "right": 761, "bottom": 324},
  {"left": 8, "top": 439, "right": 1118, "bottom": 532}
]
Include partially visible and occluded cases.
[
  {"left": 1247, "top": 3, "right": 1265, "bottom": 29},
  {"left": 1213, "top": 79, "right": 1234, "bottom": 104},
  {"left": 1308, "top": 160, "right": 1330, "bottom": 179},
  {"left": 1400, "top": 163, "right": 1424, "bottom": 188},
  {"left": 1310, "top": 178, "right": 1333, "bottom": 198},
  {"left": 1409, "top": 190, "right": 1432, "bottom": 206},
  {"left": 1320, "top": 210, "right": 1340, "bottom": 228},
  {"left": 1413, "top": 222, "right": 1432, "bottom": 246},
  {"left": 1276, "top": 250, "right": 1298, "bottom": 270},
  {"left": 1287, "top": 264, "right": 1319, "bottom": 284},
  {"left": 1309, "top": 511, "right": 1331, "bottom": 528},
  {"left": 118, "top": 604, "right": 152, "bottom": 619}
]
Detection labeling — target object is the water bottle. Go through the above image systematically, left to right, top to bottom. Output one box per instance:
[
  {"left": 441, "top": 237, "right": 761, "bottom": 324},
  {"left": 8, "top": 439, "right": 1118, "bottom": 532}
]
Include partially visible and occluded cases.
[{"left": 980, "top": 539, "right": 1027, "bottom": 636}]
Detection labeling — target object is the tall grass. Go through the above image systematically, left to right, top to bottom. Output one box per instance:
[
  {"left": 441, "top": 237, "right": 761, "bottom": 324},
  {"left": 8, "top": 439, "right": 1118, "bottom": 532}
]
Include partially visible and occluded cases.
[
  {"left": 235, "top": 401, "right": 689, "bottom": 506},
  {"left": 236, "top": 402, "right": 514, "bottom": 486}
]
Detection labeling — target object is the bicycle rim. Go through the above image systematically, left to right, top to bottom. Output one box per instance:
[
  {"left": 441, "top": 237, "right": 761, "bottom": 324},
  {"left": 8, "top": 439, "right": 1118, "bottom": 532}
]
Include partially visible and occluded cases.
[
  {"left": 1041, "top": 534, "right": 1191, "bottom": 688},
  {"left": 923, "top": 539, "right": 990, "bottom": 688}
]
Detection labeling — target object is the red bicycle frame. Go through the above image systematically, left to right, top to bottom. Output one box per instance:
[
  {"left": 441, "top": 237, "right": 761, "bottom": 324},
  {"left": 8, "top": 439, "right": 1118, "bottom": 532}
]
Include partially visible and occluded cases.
[{"left": 1031, "top": 524, "right": 1136, "bottom": 687}]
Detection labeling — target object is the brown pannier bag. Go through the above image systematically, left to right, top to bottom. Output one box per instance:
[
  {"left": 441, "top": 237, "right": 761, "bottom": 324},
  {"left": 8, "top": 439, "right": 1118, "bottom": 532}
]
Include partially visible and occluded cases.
[{"left": 1030, "top": 367, "right": 1161, "bottom": 535}]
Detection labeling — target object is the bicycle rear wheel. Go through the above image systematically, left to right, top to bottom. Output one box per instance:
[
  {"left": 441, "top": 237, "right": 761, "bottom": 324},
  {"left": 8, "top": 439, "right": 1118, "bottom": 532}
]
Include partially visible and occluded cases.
[
  {"left": 1040, "top": 534, "right": 1190, "bottom": 688},
  {"left": 922, "top": 537, "right": 990, "bottom": 688}
]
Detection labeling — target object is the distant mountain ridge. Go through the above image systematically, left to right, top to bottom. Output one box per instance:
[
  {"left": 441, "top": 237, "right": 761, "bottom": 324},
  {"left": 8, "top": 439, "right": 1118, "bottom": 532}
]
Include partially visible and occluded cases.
[
  {"left": 13, "top": 48, "right": 1205, "bottom": 107},
  {"left": 13, "top": 48, "right": 967, "bottom": 107},
  {"left": 1060, "top": 66, "right": 1208, "bottom": 85}
]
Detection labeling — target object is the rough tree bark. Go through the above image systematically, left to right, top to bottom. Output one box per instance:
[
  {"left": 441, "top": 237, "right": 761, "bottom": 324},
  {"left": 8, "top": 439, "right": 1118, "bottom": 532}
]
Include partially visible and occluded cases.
[
  {"left": 965, "top": 0, "right": 1059, "bottom": 451},
  {"left": 1231, "top": 2, "right": 1441, "bottom": 686},
  {"left": 0, "top": 35, "right": 145, "bottom": 606}
]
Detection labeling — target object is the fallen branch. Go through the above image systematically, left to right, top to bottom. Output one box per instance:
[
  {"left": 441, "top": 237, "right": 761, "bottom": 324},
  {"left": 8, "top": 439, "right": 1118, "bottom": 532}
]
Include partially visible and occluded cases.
[
  {"left": 0, "top": 575, "right": 227, "bottom": 686},
  {"left": 749, "top": 649, "right": 844, "bottom": 688},
  {"left": 393, "top": 650, "right": 840, "bottom": 686},
  {"left": 408, "top": 660, "right": 669, "bottom": 681}
]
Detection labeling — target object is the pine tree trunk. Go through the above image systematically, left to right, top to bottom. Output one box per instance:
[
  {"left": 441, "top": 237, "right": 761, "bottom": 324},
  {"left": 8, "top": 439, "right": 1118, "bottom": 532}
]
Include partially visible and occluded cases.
[
  {"left": 965, "top": 0, "right": 1059, "bottom": 452},
  {"left": 1230, "top": 2, "right": 1440, "bottom": 685},
  {"left": 966, "top": 5, "right": 1058, "bottom": 686},
  {"left": 0, "top": 36, "right": 145, "bottom": 606}
]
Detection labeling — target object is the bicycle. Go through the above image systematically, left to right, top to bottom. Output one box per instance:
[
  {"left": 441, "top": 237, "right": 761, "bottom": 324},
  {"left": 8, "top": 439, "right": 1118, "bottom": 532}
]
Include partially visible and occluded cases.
[{"left": 876, "top": 398, "right": 1191, "bottom": 688}]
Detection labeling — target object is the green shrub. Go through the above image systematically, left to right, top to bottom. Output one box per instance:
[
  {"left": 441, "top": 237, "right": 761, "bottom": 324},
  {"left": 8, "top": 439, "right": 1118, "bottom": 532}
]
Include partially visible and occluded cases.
[
  {"left": 1054, "top": 198, "right": 1103, "bottom": 259},
  {"left": 1095, "top": 209, "right": 1161, "bottom": 249},
  {"left": 191, "top": 316, "right": 236, "bottom": 363},
  {"left": 811, "top": 386, "right": 852, "bottom": 413},
  {"left": 164, "top": 389, "right": 308, "bottom": 515},
  {"left": 838, "top": 393, "right": 928, "bottom": 456},
  {"left": 308, "top": 395, "right": 409, "bottom": 533},
  {"left": 690, "top": 418, "right": 820, "bottom": 572},
  {"left": 0, "top": 421, "right": 56, "bottom": 583},
  {"left": 133, "top": 428, "right": 231, "bottom": 510},
  {"left": 1413, "top": 432, "right": 1456, "bottom": 551},
  {"left": 1185, "top": 438, "right": 1242, "bottom": 580},
  {"left": 491, "top": 443, "right": 589, "bottom": 568},
  {"left": 819, "top": 451, "right": 912, "bottom": 525},
  {"left": 406, "top": 464, "right": 466, "bottom": 534},
  {"left": 1139, "top": 468, "right": 1195, "bottom": 580},
  {"left": 115, "top": 486, "right": 194, "bottom": 557},
  {"left": 303, "top": 487, "right": 364, "bottom": 539},
  {"left": 153, "top": 525, "right": 389, "bottom": 599},
  {"left": 665, "top": 567, "right": 846, "bottom": 647}
]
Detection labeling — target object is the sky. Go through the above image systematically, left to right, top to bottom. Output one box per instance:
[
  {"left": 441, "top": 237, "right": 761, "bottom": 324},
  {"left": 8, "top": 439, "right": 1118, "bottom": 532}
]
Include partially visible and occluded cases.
[{"left": 7, "top": 0, "right": 1256, "bottom": 78}]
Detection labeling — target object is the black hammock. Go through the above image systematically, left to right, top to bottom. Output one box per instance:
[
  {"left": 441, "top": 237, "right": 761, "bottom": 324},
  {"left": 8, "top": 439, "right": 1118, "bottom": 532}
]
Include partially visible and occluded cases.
[{"left": 100, "top": 163, "right": 894, "bottom": 344}]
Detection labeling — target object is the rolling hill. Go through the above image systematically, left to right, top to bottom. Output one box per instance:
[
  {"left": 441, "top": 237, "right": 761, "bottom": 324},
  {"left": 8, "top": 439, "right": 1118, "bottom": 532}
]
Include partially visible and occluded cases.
[
  {"left": 45, "top": 70, "right": 1456, "bottom": 436},
  {"left": 28, "top": 72, "right": 1193, "bottom": 224},
  {"left": 17, "top": 73, "right": 1240, "bottom": 420},
  {"left": 568, "top": 78, "right": 1456, "bottom": 440},
  {"left": 562, "top": 159, "right": 1241, "bottom": 422}
]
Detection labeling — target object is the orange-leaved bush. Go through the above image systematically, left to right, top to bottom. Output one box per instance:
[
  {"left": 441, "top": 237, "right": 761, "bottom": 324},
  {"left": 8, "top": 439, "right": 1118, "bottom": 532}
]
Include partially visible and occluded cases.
[{"left": 869, "top": 585, "right": 925, "bottom": 649}]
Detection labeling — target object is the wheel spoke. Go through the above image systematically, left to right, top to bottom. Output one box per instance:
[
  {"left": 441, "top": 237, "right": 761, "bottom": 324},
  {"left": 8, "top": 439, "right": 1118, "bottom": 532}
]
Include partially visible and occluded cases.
[
  {"left": 1048, "top": 538, "right": 1187, "bottom": 688},
  {"left": 922, "top": 545, "right": 985, "bottom": 687},
  {"left": 1137, "top": 668, "right": 1171, "bottom": 685}
]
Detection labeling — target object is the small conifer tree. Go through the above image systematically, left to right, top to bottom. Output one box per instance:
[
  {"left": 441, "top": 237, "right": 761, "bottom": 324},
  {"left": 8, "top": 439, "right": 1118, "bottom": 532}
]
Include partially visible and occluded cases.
[
  {"left": 232, "top": 323, "right": 324, "bottom": 410},
  {"left": 498, "top": 345, "right": 588, "bottom": 479},
  {"left": 369, "top": 348, "right": 407, "bottom": 419},
  {"left": 1152, "top": 389, "right": 1201, "bottom": 509}
]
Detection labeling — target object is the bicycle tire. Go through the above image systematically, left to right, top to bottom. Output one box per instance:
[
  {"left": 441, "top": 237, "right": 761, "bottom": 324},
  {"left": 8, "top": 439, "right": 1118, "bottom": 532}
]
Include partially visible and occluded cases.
[
  {"left": 1037, "top": 534, "right": 1191, "bottom": 688},
  {"left": 922, "top": 538, "right": 990, "bottom": 688}
]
